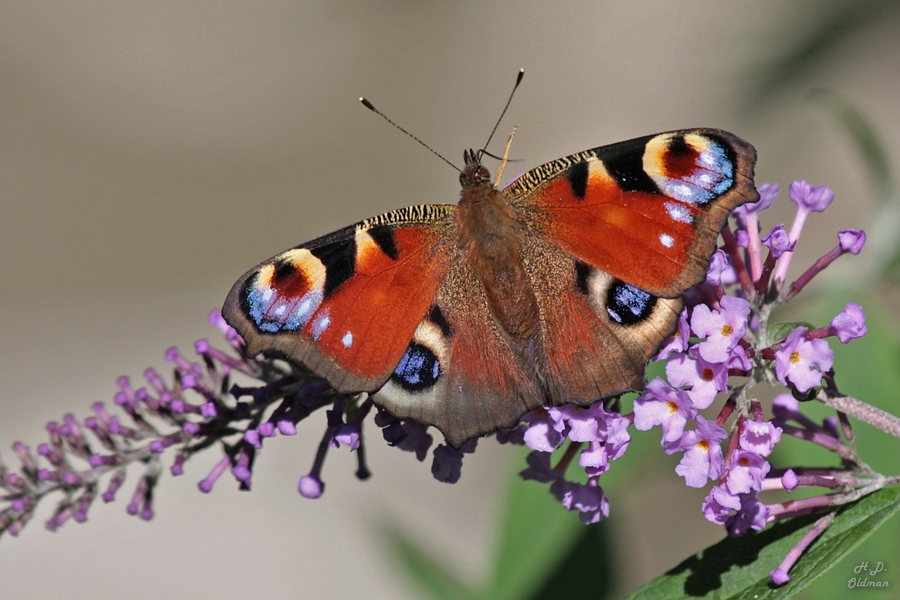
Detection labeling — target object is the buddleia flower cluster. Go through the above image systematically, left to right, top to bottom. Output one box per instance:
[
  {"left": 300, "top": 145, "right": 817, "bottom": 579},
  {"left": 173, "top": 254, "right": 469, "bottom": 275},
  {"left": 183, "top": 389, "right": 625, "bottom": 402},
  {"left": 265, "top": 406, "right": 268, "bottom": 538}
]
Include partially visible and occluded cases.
[
  {"left": 515, "top": 180, "right": 900, "bottom": 584},
  {"left": 2, "top": 181, "right": 898, "bottom": 587}
]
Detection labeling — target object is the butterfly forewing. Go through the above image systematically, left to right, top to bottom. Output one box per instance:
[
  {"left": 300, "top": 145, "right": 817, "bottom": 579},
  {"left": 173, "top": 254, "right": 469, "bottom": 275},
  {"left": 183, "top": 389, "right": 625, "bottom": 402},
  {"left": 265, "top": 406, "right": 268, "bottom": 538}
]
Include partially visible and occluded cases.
[
  {"left": 504, "top": 129, "right": 758, "bottom": 297},
  {"left": 223, "top": 205, "right": 457, "bottom": 392}
]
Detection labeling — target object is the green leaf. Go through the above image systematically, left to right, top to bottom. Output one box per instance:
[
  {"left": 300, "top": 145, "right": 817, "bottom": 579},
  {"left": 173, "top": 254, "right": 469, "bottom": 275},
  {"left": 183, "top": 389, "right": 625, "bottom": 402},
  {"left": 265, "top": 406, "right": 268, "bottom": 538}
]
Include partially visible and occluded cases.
[
  {"left": 746, "top": 0, "right": 900, "bottom": 110},
  {"left": 809, "top": 89, "right": 894, "bottom": 204},
  {"left": 791, "top": 292, "right": 900, "bottom": 599},
  {"left": 767, "top": 321, "right": 816, "bottom": 344},
  {"left": 483, "top": 448, "right": 585, "bottom": 600},
  {"left": 625, "top": 486, "right": 900, "bottom": 600},
  {"left": 527, "top": 521, "right": 616, "bottom": 600},
  {"left": 384, "top": 525, "right": 477, "bottom": 600}
]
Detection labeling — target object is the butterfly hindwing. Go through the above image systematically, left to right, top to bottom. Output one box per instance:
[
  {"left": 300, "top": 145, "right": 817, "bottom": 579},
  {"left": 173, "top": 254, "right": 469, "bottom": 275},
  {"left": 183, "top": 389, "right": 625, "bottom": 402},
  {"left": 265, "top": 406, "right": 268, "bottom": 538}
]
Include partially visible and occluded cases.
[
  {"left": 504, "top": 129, "right": 758, "bottom": 297},
  {"left": 223, "top": 205, "right": 457, "bottom": 391},
  {"left": 521, "top": 232, "right": 683, "bottom": 406},
  {"left": 374, "top": 257, "right": 546, "bottom": 447}
]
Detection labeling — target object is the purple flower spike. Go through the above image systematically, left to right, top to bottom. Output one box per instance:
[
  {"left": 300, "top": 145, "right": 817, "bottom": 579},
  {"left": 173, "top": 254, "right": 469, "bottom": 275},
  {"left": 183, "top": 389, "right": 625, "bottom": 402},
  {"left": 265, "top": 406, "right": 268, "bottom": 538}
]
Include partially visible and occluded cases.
[
  {"left": 838, "top": 229, "right": 866, "bottom": 254},
  {"left": 691, "top": 296, "right": 751, "bottom": 364},
  {"left": 830, "top": 303, "right": 867, "bottom": 343},
  {"left": 774, "top": 327, "right": 834, "bottom": 393},
  {"left": 298, "top": 475, "right": 323, "bottom": 499}
]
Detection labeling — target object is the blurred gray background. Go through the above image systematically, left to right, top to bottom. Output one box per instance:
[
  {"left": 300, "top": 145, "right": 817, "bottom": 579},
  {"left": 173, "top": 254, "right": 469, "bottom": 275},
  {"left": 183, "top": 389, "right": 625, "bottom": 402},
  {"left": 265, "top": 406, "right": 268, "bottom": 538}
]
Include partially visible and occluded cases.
[{"left": 1, "top": 1, "right": 898, "bottom": 598}]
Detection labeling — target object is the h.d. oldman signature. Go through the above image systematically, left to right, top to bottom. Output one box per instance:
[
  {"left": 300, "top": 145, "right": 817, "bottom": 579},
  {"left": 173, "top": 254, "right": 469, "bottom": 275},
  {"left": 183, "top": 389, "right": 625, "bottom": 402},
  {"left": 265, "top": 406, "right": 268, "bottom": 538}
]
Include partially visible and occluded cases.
[{"left": 848, "top": 561, "right": 889, "bottom": 589}]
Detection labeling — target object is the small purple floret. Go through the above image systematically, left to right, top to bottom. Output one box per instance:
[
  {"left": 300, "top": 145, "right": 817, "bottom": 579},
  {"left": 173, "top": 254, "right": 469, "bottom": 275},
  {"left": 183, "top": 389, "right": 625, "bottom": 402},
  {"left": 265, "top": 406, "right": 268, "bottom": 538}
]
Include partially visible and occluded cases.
[
  {"left": 789, "top": 180, "right": 834, "bottom": 213},
  {"left": 761, "top": 224, "right": 795, "bottom": 258},
  {"left": 838, "top": 229, "right": 866, "bottom": 254},
  {"left": 691, "top": 296, "right": 750, "bottom": 364},
  {"left": 830, "top": 303, "right": 867, "bottom": 343},
  {"left": 774, "top": 327, "right": 834, "bottom": 393},
  {"left": 633, "top": 378, "right": 696, "bottom": 444},
  {"left": 522, "top": 407, "right": 568, "bottom": 451},
  {"left": 668, "top": 416, "right": 727, "bottom": 487},
  {"left": 277, "top": 420, "right": 297, "bottom": 436},
  {"left": 739, "top": 421, "right": 782, "bottom": 457},
  {"left": 244, "top": 429, "right": 262, "bottom": 448},
  {"left": 431, "top": 445, "right": 464, "bottom": 484},
  {"left": 782, "top": 469, "right": 799, "bottom": 492},
  {"left": 298, "top": 475, "right": 323, "bottom": 499}
]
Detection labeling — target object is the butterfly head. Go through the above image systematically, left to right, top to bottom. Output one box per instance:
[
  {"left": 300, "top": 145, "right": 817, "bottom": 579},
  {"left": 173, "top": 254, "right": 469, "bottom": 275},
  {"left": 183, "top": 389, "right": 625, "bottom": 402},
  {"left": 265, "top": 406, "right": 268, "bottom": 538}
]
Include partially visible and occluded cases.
[{"left": 459, "top": 149, "right": 492, "bottom": 190}]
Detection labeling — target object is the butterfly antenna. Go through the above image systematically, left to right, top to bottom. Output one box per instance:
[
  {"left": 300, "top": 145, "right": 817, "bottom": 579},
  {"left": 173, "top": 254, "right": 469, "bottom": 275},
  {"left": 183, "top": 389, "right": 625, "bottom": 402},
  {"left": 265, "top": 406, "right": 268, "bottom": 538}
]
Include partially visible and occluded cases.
[
  {"left": 481, "top": 68, "right": 525, "bottom": 156},
  {"left": 360, "top": 97, "right": 460, "bottom": 172},
  {"left": 493, "top": 126, "right": 517, "bottom": 187}
]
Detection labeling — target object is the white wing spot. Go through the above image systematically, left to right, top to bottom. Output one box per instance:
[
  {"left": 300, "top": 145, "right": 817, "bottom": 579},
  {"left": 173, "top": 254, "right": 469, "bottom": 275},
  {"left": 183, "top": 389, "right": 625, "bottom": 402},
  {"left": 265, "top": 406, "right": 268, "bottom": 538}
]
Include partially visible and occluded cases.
[
  {"left": 665, "top": 202, "right": 693, "bottom": 224},
  {"left": 660, "top": 233, "right": 675, "bottom": 248},
  {"left": 312, "top": 312, "right": 331, "bottom": 341},
  {"left": 342, "top": 331, "right": 353, "bottom": 348}
]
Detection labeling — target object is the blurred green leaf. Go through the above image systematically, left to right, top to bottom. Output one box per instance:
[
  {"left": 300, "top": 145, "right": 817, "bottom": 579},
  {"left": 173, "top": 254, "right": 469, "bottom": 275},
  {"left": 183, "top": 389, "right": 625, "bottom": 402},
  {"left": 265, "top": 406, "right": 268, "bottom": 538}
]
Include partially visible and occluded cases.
[
  {"left": 748, "top": 0, "right": 900, "bottom": 108},
  {"left": 809, "top": 89, "right": 894, "bottom": 203},
  {"left": 787, "top": 291, "right": 900, "bottom": 599},
  {"left": 483, "top": 450, "right": 585, "bottom": 600},
  {"left": 625, "top": 487, "right": 900, "bottom": 600},
  {"left": 528, "top": 521, "right": 615, "bottom": 600},
  {"left": 385, "top": 525, "right": 477, "bottom": 600}
]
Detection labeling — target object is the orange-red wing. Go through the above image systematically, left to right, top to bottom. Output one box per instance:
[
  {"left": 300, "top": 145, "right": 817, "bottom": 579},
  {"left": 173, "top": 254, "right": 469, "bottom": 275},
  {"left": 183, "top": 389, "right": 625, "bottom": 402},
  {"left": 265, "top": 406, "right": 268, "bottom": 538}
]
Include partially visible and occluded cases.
[
  {"left": 504, "top": 129, "right": 757, "bottom": 297},
  {"left": 223, "top": 204, "right": 457, "bottom": 392}
]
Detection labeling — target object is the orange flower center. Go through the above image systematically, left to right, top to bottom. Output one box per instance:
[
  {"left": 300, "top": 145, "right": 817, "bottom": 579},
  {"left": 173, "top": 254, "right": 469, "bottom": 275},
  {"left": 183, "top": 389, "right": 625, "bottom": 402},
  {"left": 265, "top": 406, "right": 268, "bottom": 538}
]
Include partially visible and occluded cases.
[
  {"left": 721, "top": 324, "right": 734, "bottom": 336},
  {"left": 789, "top": 351, "right": 801, "bottom": 364}
]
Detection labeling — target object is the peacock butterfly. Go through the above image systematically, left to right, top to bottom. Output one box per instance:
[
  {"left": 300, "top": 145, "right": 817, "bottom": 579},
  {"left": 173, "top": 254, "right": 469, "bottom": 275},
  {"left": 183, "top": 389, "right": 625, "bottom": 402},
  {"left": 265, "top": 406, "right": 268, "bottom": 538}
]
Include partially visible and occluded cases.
[{"left": 223, "top": 103, "right": 758, "bottom": 448}]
